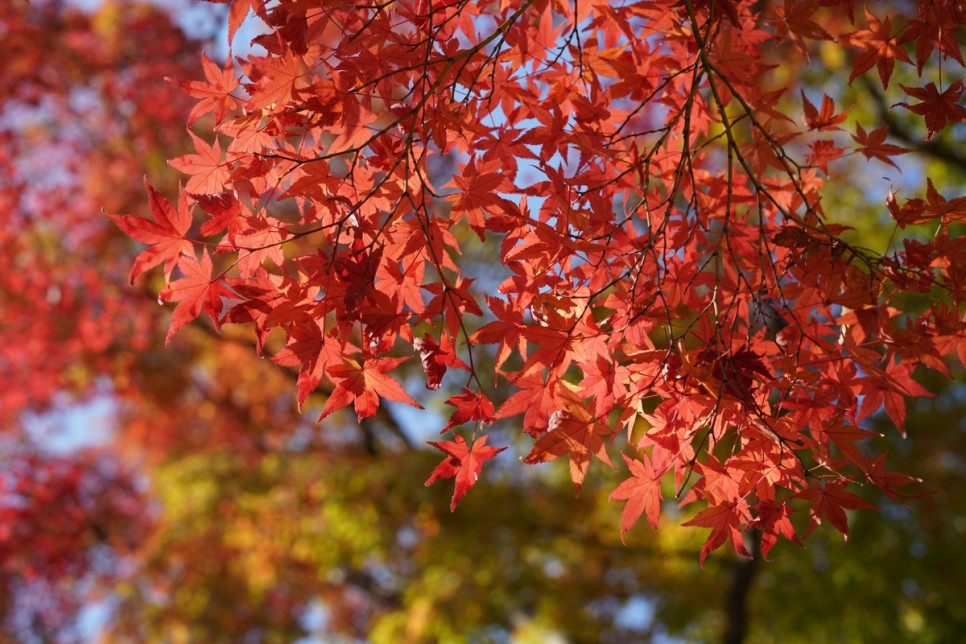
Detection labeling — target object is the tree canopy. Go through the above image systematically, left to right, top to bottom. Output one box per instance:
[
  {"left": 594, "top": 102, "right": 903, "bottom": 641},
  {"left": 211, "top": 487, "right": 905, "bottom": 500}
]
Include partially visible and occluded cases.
[{"left": 1, "top": 0, "right": 965, "bottom": 641}]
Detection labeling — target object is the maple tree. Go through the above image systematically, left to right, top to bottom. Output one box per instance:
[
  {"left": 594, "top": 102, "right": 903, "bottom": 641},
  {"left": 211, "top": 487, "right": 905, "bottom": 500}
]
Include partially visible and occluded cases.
[
  {"left": 0, "top": 0, "right": 208, "bottom": 636},
  {"left": 3, "top": 0, "right": 966, "bottom": 640},
  {"left": 109, "top": 0, "right": 966, "bottom": 562}
]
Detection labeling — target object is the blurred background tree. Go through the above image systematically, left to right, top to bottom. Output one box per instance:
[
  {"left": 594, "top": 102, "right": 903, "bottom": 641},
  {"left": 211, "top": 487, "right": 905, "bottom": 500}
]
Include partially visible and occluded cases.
[{"left": 0, "top": 0, "right": 962, "bottom": 642}]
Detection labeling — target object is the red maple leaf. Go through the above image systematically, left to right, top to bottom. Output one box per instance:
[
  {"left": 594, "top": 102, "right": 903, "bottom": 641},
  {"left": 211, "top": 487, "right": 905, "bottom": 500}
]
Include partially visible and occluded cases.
[
  {"left": 200, "top": 0, "right": 264, "bottom": 44},
  {"left": 226, "top": 0, "right": 259, "bottom": 44},
  {"left": 683, "top": 0, "right": 741, "bottom": 26},
  {"left": 769, "top": 0, "right": 831, "bottom": 61},
  {"left": 843, "top": 10, "right": 912, "bottom": 89},
  {"left": 902, "top": 11, "right": 966, "bottom": 75},
  {"left": 242, "top": 48, "right": 307, "bottom": 108},
  {"left": 170, "top": 52, "right": 240, "bottom": 126},
  {"left": 896, "top": 80, "right": 966, "bottom": 140},
  {"left": 801, "top": 92, "right": 849, "bottom": 131},
  {"left": 851, "top": 123, "right": 910, "bottom": 168},
  {"left": 168, "top": 131, "right": 230, "bottom": 195},
  {"left": 807, "top": 139, "right": 845, "bottom": 173},
  {"left": 446, "top": 157, "right": 507, "bottom": 240},
  {"left": 918, "top": 178, "right": 966, "bottom": 223},
  {"left": 107, "top": 179, "right": 193, "bottom": 283},
  {"left": 886, "top": 187, "right": 928, "bottom": 227},
  {"left": 159, "top": 250, "right": 234, "bottom": 346},
  {"left": 471, "top": 295, "right": 526, "bottom": 374},
  {"left": 272, "top": 320, "right": 342, "bottom": 407},
  {"left": 413, "top": 332, "right": 469, "bottom": 390},
  {"left": 318, "top": 354, "right": 423, "bottom": 421},
  {"left": 856, "top": 359, "right": 933, "bottom": 436},
  {"left": 441, "top": 388, "right": 496, "bottom": 433},
  {"left": 522, "top": 408, "right": 615, "bottom": 495},
  {"left": 826, "top": 423, "right": 879, "bottom": 466},
  {"left": 425, "top": 435, "right": 507, "bottom": 511},
  {"left": 862, "top": 452, "right": 924, "bottom": 500},
  {"left": 609, "top": 453, "right": 665, "bottom": 540},
  {"left": 794, "top": 479, "right": 877, "bottom": 541},
  {"left": 682, "top": 501, "right": 752, "bottom": 566},
  {"left": 754, "top": 501, "right": 801, "bottom": 559}
]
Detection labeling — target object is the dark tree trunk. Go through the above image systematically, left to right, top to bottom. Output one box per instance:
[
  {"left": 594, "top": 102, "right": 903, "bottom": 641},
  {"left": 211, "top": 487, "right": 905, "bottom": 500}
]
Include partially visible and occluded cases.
[{"left": 723, "top": 530, "right": 759, "bottom": 644}]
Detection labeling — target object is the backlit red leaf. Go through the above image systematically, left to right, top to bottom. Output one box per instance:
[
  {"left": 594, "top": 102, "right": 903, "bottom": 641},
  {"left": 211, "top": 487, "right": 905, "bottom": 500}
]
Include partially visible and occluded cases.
[
  {"left": 107, "top": 179, "right": 193, "bottom": 283},
  {"left": 425, "top": 435, "right": 507, "bottom": 511}
]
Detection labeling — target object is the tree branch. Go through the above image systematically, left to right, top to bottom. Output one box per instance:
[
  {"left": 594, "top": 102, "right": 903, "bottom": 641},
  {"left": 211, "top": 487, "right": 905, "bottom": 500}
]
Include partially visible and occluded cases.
[{"left": 722, "top": 530, "right": 759, "bottom": 644}]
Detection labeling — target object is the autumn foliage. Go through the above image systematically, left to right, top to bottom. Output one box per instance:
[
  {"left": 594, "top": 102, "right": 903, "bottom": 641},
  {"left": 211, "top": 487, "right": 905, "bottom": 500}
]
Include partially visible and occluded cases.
[{"left": 100, "top": 0, "right": 966, "bottom": 565}]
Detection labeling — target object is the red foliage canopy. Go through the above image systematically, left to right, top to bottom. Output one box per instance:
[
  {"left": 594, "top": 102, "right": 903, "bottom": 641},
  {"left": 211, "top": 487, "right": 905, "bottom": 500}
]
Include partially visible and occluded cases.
[{"left": 114, "top": 0, "right": 966, "bottom": 560}]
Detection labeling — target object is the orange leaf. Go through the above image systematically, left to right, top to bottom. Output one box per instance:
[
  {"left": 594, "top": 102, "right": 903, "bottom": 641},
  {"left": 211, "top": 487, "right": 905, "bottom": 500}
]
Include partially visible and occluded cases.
[{"left": 609, "top": 453, "right": 664, "bottom": 539}]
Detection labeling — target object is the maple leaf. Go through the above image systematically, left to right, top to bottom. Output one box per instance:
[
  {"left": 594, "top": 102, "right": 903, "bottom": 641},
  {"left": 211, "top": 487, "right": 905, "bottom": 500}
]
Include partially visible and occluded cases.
[
  {"left": 200, "top": 0, "right": 262, "bottom": 44},
  {"left": 227, "top": 0, "right": 258, "bottom": 45},
  {"left": 683, "top": 0, "right": 741, "bottom": 27},
  {"left": 769, "top": 0, "right": 831, "bottom": 61},
  {"left": 842, "top": 10, "right": 912, "bottom": 89},
  {"left": 902, "top": 12, "right": 966, "bottom": 75},
  {"left": 243, "top": 49, "right": 307, "bottom": 108},
  {"left": 170, "top": 52, "right": 240, "bottom": 126},
  {"left": 896, "top": 80, "right": 966, "bottom": 140},
  {"left": 801, "top": 92, "right": 848, "bottom": 131},
  {"left": 851, "top": 123, "right": 910, "bottom": 169},
  {"left": 168, "top": 131, "right": 230, "bottom": 195},
  {"left": 807, "top": 140, "right": 845, "bottom": 174},
  {"left": 446, "top": 157, "right": 507, "bottom": 240},
  {"left": 107, "top": 179, "right": 193, "bottom": 284},
  {"left": 917, "top": 179, "right": 966, "bottom": 224},
  {"left": 884, "top": 180, "right": 966, "bottom": 228},
  {"left": 886, "top": 188, "right": 928, "bottom": 227},
  {"left": 197, "top": 192, "right": 244, "bottom": 241},
  {"left": 331, "top": 238, "right": 383, "bottom": 315},
  {"left": 159, "top": 250, "right": 234, "bottom": 346},
  {"left": 377, "top": 258, "right": 425, "bottom": 315},
  {"left": 421, "top": 277, "right": 483, "bottom": 339},
  {"left": 471, "top": 295, "right": 525, "bottom": 374},
  {"left": 272, "top": 319, "right": 342, "bottom": 407},
  {"left": 520, "top": 324, "right": 580, "bottom": 377},
  {"left": 413, "top": 332, "right": 469, "bottom": 390},
  {"left": 686, "top": 345, "right": 772, "bottom": 404},
  {"left": 318, "top": 354, "right": 423, "bottom": 421},
  {"left": 578, "top": 355, "right": 625, "bottom": 417},
  {"left": 856, "top": 359, "right": 932, "bottom": 436},
  {"left": 496, "top": 374, "right": 559, "bottom": 435},
  {"left": 441, "top": 389, "right": 496, "bottom": 433},
  {"left": 522, "top": 407, "right": 615, "bottom": 495},
  {"left": 826, "top": 423, "right": 879, "bottom": 466},
  {"left": 425, "top": 435, "right": 507, "bottom": 511},
  {"left": 609, "top": 453, "right": 665, "bottom": 540},
  {"left": 862, "top": 453, "right": 924, "bottom": 500},
  {"left": 795, "top": 479, "right": 877, "bottom": 541},
  {"left": 682, "top": 501, "right": 752, "bottom": 566},
  {"left": 754, "top": 501, "right": 801, "bottom": 559}
]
